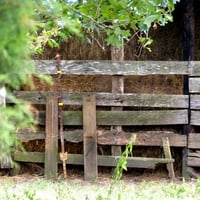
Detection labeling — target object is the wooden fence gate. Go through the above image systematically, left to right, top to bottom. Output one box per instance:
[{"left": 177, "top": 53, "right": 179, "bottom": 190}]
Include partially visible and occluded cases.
[{"left": 5, "top": 60, "right": 200, "bottom": 180}]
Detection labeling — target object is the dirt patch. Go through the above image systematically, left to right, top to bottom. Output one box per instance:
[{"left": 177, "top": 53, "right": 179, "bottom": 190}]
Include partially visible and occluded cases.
[{"left": 0, "top": 168, "right": 176, "bottom": 185}]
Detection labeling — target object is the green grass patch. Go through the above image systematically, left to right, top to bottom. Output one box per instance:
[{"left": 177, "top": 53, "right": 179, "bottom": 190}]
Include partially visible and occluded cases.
[{"left": 0, "top": 178, "right": 200, "bottom": 200}]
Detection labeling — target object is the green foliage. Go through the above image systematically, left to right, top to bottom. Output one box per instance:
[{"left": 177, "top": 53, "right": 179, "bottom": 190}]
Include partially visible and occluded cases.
[
  {"left": 0, "top": 0, "right": 36, "bottom": 157},
  {"left": 0, "top": 0, "right": 35, "bottom": 89},
  {"left": 29, "top": 0, "right": 180, "bottom": 53},
  {"left": 30, "top": 0, "right": 180, "bottom": 52},
  {"left": 31, "top": 0, "right": 81, "bottom": 54},
  {"left": 73, "top": 0, "right": 180, "bottom": 48},
  {"left": 0, "top": 104, "right": 34, "bottom": 154},
  {"left": 112, "top": 135, "right": 136, "bottom": 180}
]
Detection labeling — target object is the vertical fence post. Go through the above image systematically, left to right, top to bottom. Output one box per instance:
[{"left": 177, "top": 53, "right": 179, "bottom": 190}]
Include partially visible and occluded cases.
[
  {"left": 111, "top": 45, "right": 124, "bottom": 162},
  {"left": 111, "top": 76, "right": 123, "bottom": 157},
  {"left": 83, "top": 95, "right": 97, "bottom": 181},
  {"left": 45, "top": 96, "right": 58, "bottom": 179}
]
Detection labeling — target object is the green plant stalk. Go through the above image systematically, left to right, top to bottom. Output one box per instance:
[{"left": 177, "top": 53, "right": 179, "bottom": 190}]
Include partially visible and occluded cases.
[{"left": 107, "top": 134, "right": 136, "bottom": 200}]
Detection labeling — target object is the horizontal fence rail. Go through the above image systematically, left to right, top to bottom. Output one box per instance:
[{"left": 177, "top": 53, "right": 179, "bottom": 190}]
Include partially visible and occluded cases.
[
  {"left": 34, "top": 60, "right": 189, "bottom": 75},
  {"left": 13, "top": 91, "right": 189, "bottom": 108},
  {"left": 37, "top": 110, "right": 188, "bottom": 126},
  {"left": 17, "top": 129, "right": 187, "bottom": 147},
  {"left": 13, "top": 152, "right": 174, "bottom": 169}
]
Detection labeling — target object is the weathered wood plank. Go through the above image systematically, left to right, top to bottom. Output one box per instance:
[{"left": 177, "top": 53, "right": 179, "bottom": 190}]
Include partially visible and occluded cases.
[
  {"left": 111, "top": 44, "right": 128, "bottom": 166},
  {"left": 34, "top": 60, "right": 188, "bottom": 75},
  {"left": 189, "top": 61, "right": 200, "bottom": 76},
  {"left": 111, "top": 75, "right": 123, "bottom": 162},
  {"left": 189, "top": 78, "right": 200, "bottom": 93},
  {"left": 12, "top": 91, "right": 188, "bottom": 108},
  {"left": 13, "top": 91, "right": 49, "bottom": 104},
  {"left": 83, "top": 95, "right": 97, "bottom": 181},
  {"left": 190, "top": 95, "right": 200, "bottom": 109},
  {"left": 44, "top": 97, "right": 58, "bottom": 179},
  {"left": 38, "top": 110, "right": 188, "bottom": 126},
  {"left": 60, "top": 110, "right": 188, "bottom": 126},
  {"left": 190, "top": 111, "right": 200, "bottom": 125},
  {"left": 17, "top": 129, "right": 45, "bottom": 142},
  {"left": 17, "top": 129, "right": 84, "bottom": 143},
  {"left": 17, "top": 130, "right": 187, "bottom": 147},
  {"left": 98, "top": 130, "right": 187, "bottom": 147},
  {"left": 188, "top": 133, "right": 200, "bottom": 149},
  {"left": 162, "top": 137, "right": 175, "bottom": 179},
  {"left": 188, "top": 151, "right": 200, "bottom": 157},
  {"left": 13, "top": 152, "right": 174, "bottom": 169},
  {"left": 13, "top": 152, "right": 83, "bottom": 165},
  {"left": 97, "top": 156, "right": 174, "bottom": 168},
  {"left": 188, "top": 156, "right": 200, "bottom": 167}
]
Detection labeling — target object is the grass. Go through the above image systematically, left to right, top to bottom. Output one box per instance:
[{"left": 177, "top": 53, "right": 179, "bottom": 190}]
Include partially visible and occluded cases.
[
  {"left": 0, "top": 137, "right": 198, "bottom": 200},
  {"left": 0, "top": 178, "right": 200, "bottom": 200}
]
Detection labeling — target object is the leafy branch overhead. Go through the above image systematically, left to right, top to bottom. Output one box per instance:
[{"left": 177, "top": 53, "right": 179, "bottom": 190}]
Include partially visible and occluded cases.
[
  {"left": 0, "top": 0, "right": 37, "bottom": 156},
  {"left": 31, "top": 0, "right": 81, "bottom": 54},
  {"left": 32, "top": 0, "right": 180, "bottom": 53},
  {"left": 77, "top": 0, "right": 180, "bottom": 48}
]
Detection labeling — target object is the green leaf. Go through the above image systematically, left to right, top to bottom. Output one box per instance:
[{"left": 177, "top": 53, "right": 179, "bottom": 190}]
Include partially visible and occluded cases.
[
  {"left": 143, "top": 15, "right": 160, "bottom": 29},
  {"left": 144, "top": 38, "right": 153, "bottom": 48}
]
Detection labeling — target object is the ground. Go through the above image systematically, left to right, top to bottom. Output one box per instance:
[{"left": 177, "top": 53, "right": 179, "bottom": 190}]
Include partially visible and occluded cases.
[{"left": 0, "top": 164, "right": 194, "bottom": 185}]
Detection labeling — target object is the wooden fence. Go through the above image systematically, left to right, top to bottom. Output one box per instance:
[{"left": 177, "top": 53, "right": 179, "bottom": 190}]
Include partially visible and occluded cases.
[{"left": 9, "top": 61, "right": 200, "bottom": 180}]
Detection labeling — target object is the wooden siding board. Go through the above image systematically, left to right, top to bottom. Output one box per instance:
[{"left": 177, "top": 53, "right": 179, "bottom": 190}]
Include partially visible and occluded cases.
[
  {"left": 189, "top": 61, "right": 200, "bottom": 76},
  {"left": 189, "top": 78, "right": 200, "bottom": 93},
  {"left": 190, "top": 95, "right": 200, "bottom": 109},
  {"left": 191, "top": 111, "right": 200, "bottom": 125},
  {"left": 188, "top": 133, "right": 200, "bottom": 149},
  {"left": 188, "top": 156, "right": 200, "bottom": 167}
]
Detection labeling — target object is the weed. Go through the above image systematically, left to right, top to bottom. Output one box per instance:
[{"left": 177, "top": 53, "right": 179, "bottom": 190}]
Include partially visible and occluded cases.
[{"left": 107, "top": 135, "right": 136, "bottom": 200}]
